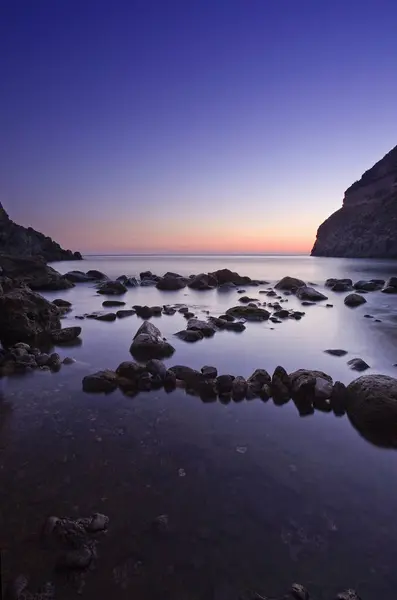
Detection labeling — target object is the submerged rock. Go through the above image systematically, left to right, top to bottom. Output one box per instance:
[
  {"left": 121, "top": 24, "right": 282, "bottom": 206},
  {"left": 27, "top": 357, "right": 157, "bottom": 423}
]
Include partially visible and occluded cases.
[
  {"left": 188, "top": 273, "right": 218, "bottom": 290},
  {"left": 156, "top": 275, "right": 187, "bottom": 290},
  {"left": 275, "top": 276, "right": 306, "bottom": 291},
  {"left": 97, "top": 281, "right": 127, "bottom": 295},
  {"left": 296, "top": 286, "right": 328, "bottom": 301},
  {"left": 344, "top": 293, "right": 367, "bottom": 307},
  {"left": 53, "top": 298, "right": 72, "bottom": 308},
  {"left": 102, "top": 300, "right": 126, "bottom": 307},
  {"left": 226, "top": 305, "right": 270, "bottom": 321},
  {"left": 116, "top": 309, "right": 135, "bottom": 318},
  {"left": 94, "top": 313, "right": 117, "bottom": 321},
  {"left": 208, "top": 316, "right": 246, "bottom": 331},
  {"left": 187, "top": 318, "right": 216, "bottom": 337},
  {"left": 130, "top": 321, "right": 175, "bottom": 359},
  {"left": 51, "top": 326, "right": 81, "bottom": 344},
  {"left": 175, "top": 329, "right": 203, "bottom": 342},
  {"left": 324, "top": 349, "right": 348, "bottom": 357},
  {"left": 348, "top": 358, "right": 370, "bottom": 371},
  {"left": 271, "top": 366, "right": 291, "bottom": 402},
  {"left": 289, "top": 369, "right": 333, "bottom": 400},
  {"left": 82, "top": 370, "right": 118, "bottom": 393}
]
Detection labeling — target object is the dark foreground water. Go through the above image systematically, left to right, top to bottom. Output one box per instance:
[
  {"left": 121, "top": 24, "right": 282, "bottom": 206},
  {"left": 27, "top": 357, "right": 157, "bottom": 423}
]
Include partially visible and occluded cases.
[{"left": 2, "top": 254, "right": 397, "bottom": 599}]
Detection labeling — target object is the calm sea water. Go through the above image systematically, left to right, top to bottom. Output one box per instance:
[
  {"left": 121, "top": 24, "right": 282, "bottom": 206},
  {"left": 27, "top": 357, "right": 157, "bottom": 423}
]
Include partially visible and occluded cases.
[{"left": 1, "top": 254, "right": 397, "bottom": 599}]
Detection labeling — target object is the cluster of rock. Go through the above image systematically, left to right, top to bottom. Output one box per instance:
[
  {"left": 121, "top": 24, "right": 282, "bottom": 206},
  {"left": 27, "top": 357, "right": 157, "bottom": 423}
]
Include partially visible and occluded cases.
[
  {"left": 311, "top": 143, "right": 397, "bottom": 258},
  {"left": 0, "top": 201, "right": 82, "bottom": 261},
  {"left": 0, "top": 254, "right": 75, "bottom": 291},
  {"left": 325, "top": 276, "right": 397, "bottom": 303},
  {"left": 0, "top": 341, "right": 75, "bottom": 376}
]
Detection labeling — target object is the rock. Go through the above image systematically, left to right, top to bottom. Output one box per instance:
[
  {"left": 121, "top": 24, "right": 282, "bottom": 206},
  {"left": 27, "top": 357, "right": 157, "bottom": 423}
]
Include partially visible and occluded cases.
[
  {"left": 311, "top": 143, "right": 397, "bottom": 258},
  {"left": 0, "top": 201, "right": 81, "bottom": 260},
  {"left": 0, "top": 254, "right": 74, "bottom": 291},
  {"left": 209, "top": 268, "right": 251, "bottom": 285},
  {"left": 86, "top": 269, "right": 108, "bottom": 280},
  {"left": 64, "top": 270, "right": 92, "bottom": 283},
  {"left": 140, "top": 271, "right": 158, "bottom": 281},
  {"left": 188, "top": 273, "right": 218, "bottom": 290},
  {"left": 116, "top": 275, "right": 128, "bottom": 283},
  {"left": 156, "top": 275, "right": 187, "bottom": 290},
  {"left": 125, "top": 276, "right": 139, "bottom": 287},
  {"left": 275, "top": 276, "right": 306, "bottom": 291},
  {"left": 386, "top": 276, "right": 397, "bottom": 288},
  {"left": 140, "top": 279, "right": 157, "bottom": 286},
  {"left": 353, "top": 279, "right": 383, "bottom": 291},
  {"left": 97, "top": 281, "right": 127, "bottom": 295},
  {"left": 217, "top": 282, "right": 236, "bottom": 291},
  {"left": 381, "top": 285, "right": 397, "bottom": 294},
  {"left": 0, "top": 286, "right": 61, "bottom": 343},
  {"left": 296, "top": 286, "right": 328, "bottom": 301},
  {"left": 344, "top": 293, "right": 367, "bottom": 307},
  {"left": 238, "top": 296, "right": 257, "bottom": 304},
  {"left": 53, "top": 298, "right": 72, "bottom": 307},
  {"left": 102, "top": 300, "right": 126, "bottom": 307},
  {"left": 163, "top": 305, "right": 176, "bottom": 315},
  {"left": 226, "top": 305, "right": 270, "bottom": 321},
  {"left": 116, "top": 309, "right": 135, "bottom": 318},
  {"left": 273, "top": 309, "right": 289, "bottom": 318},
  {"left": 183, "top": 311, "right": 195, "bottom": 319},
  {"left": 95, "top": 313, "right": 117, "bottom": 321},
  {"left": 219, "top": 313, "right": 235, "bottom": 322},
  {"left": 208, "top": 317, "right": 246, "bottom": 331},
  {"left": 187, "top": 318, "right": 216, "bottom": 337},
  {"left": 130, "top": 321, "right": 175, "bottom": 359},
  {"left": 51, "top": 326, "right": 81, "bottom": 344},
  {"left": 175, "top": 329, "right": 203, "bottom": 342},
  {"left": 14, "top": 342, "right": 31, "bottom": 350},
  {"left": 324, "top": 349, "right": 348, "bottom": 357},
  {"left": 48, "top": 352, "right": 61, "bottom": 370},
  {"left": 36, "top": 353, "right": 50, "bottom": 367},
  {"left": 63, "top": 357, "right": 75, "bottom": 365},
  {"left": 348, "top": 358, "right": 370, "bottom": 371},
  {"left": 146, "top": 359, "right": 167, "bottom": 379},
  {"left": 116, "top": 361, "right": 144, "bottom": 380},
  {"left": 169, "top": 365, "right": 201, "bottom": 387},
  {"left": 201, "top": 365, "right": 217, "bottom": 379},
  {"left": 271, "top": 366, "right": 291, "bottom": 402},
  {"left": 82, "top": 369, "right": 118, "bottom": 393},
  {"left": 163, "top": 369, "right": 177, "bottom": 391},
  {"left": 247, "top": 369, "right": 271, "bottom": 392},
  {"left": 289, "top": 369, "right": 333, "bottom": 400},
  {"left": 216, "top": 374, "right": 234, "bottom": 394},
  {"left": 196, "top": 378, "right": 217, "bottom": 400},
  {"left": 330, "top": 381, "right": 348, "bottom": 414},
  {"left": 259, "top": 383, "right": 272, "bottom": 401},
  {"left": 289, "top": 583, "right": 310, "bottom": 599},
  {"left": 335, "top": 590, "right": 362, "bottom": 600}
]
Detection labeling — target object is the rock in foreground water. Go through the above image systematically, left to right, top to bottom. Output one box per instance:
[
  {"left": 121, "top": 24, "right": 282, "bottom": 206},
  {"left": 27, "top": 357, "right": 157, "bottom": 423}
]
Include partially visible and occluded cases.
[{"left": 130, "top": 321, "right": 175, "bottom": 359}]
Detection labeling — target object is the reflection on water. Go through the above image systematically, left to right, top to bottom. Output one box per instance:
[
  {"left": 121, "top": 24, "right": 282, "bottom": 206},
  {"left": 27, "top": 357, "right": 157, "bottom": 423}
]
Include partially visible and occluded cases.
[{"left": 2, "top": 254, "right": 397, "bottom": 599}]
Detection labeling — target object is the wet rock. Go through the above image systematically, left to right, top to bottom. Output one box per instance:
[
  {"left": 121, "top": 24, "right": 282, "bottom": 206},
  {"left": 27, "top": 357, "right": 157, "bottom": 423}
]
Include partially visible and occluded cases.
[
  {"left": 209, "top": 268, "right": 251, "bottom": 285},
  {"left": 86, "top": 269, "right": 108, "bottom": 280},
  {"left": 64, "top": 270, "right": 92, "bottom": 283},
  {"left": 188, "top": 273, "right": 218, "bottom": 290},
  {"left": 116, "top": 275, "right": 128, "bottom": 283},
  {"left": 156, "top": 275, "right": 187, "bottom": 290},
  {"left": 125, "top": 276, "right": 139, "bottom": 287},
  {"left": 275, "top": 276, "right": 306, "bottom": 291},
  {"left": 386, "top": 276, "right": 397, "bottom": 288},
  {"left": 325, "top": 277, "right": 353, "bottom": 288},
  {"left": 140, "top": 279, "right": 157, "bottom": 286},
  {"left": 354, "top": 279, "right": 384, "bottom": 291},
  {"left": 97, "top": 281, "right": 127, "bottom": 295},
  {"left": 217, "top": 282, "right": 236, "bottom": 291},
  {"left": 381, "top": 285, "right": 397, "bottom": 294},
  {"left": 296, "top": 286, "right": 328, "bottom": 301},
  {"left": 266, "top": 290, "right": 277, "bottom": 297},
  {"left": 344, "top": 293, "right": 367, "bottom": 307},
  {"left": 238, "top": 296, "right": 258, "bottom": 304},
  {"left": 53, "top": 298, "right": 72, "bottom": 308},
  {"left": 102, "top": 300, "right": 126, "bottom": 307},
  {"left": 300, "top": 301, "right": 315, "bottom": 306},
  {"left": 326, "top": 303, "right": 333, "bottom": 308},
  {"left": 134, "top": 305, "right": 158, "bottom": 319},
  {"left": 226, "top": 305, "right": 270, "bottom": 321},
  {"left": 163, "top": 306, "right": 176, "bottom": 315},
  {"left": 178, "top": 306, "right": 189, "bottom": 313},
  {"left": 116, "top": 309, "right": 135, "bottom": 318},
  {"left": 273, "top": 309, "right": 289, "bottom": 318},
  {"left": 183, "top": 311, "right": 195, "bottom": 319},
  {"left": 95, "top": 313, "right": 117, "bottom": 322},
  {"left": 219, "top": 313, "right": 235, "bottom": 321},
  {"left": 364, "top": 314, "right": 373, "bottom": 318},
  {"left": 208, "top": 317, "right": 246, "bottom": 331},
  {"left": 187, "top": 318, "right": 216, "bottom": 337},
  {"left": 51, "top": 326, "right": 82, "bottom": 344},
  {"left": 175, "top": 329, "right": 204, "bottom": 342},
  {"left": 324, "top": 349, "right": 348, "bottom": 357},
  {"left": 48, "top": 352, "right": 61, "bottom": 370},
  {"left": 36, "top": 353, "right": 50, "bottom": 367},
  {"left": 63, "top": 357, "right": 76, "bottom": 365},
  {"left": 348, "top": 358, "right": 370, "bottom": 371},
  {"left": 146, "top": 359, "right": 167, "bottom": 379},
  {"left": 116, "top": 361, "right": 144, "bottom": 380},
  {"left": 169, "top": 365, "right": 201, "bottom": 384},
  {"left": 201, "top": 365, "right": 218, "bottom": 379},
  {"left": 271, "top": 366, "right": 291, "bottom": 402},
  {"left": 163, "top": 369, "right": 177, "bottom": 392},
  {"left": 247, "top": 369, "right": 271, "bottom": 392},
  {"left": 289, "top": 369, "right": 333, "bottom": 400},
  {"left": 82, "top": 370, "right": 118, "bottom": 393},
  {"left": 137, "top": 372, "right": 153, "bottom": 391},
  {"left": 216, "top": 374, "right": 235, "bottom": 394},
  {"left": 117, "top": 377, "right": 138, "bottom": 394},
  {"left": 196, "top": 378, "right": 217, "bottom": 400},
  {"left": 330, "top": 381, "right": 348, "bottom": 415},
  {"left": 259, "top": 383, "right": 271, "bottom": 400},
  {"left": 58, "top": 545, "right": 95, "bottom": 570},
  {"left": 289, "top": 583, "right": 310, "bottom": 600},
  {"left": 335, "top": 589, "right": 362, "bottom": 599}
]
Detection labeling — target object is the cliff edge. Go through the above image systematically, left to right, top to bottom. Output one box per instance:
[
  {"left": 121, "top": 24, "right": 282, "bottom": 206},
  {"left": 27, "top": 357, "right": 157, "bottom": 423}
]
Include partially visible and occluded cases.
[
  {"left": 311, "top": 144, "right": 397, "bottom": 258},
  {"left": 0, "top": 202, "right": 82, "bottom": 261}
]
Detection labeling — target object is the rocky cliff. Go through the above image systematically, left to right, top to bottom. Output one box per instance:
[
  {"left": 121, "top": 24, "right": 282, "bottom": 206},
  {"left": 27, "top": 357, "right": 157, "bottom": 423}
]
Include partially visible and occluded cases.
[
  {"left": 311, "top": 144, "right": 397, "bottom": 258},
  {"left": 0, "top": 202, "right": 82, "bottom": 261}
]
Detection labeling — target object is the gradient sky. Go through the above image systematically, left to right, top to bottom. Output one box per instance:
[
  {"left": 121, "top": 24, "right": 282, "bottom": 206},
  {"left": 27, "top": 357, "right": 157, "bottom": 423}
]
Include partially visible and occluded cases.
[{"left": 1, "top": 0, "right": 397, "bottom": 254}]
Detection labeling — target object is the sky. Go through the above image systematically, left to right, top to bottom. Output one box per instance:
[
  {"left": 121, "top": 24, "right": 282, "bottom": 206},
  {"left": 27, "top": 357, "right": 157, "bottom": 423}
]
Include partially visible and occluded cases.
[{"left": 1, "top": 0, "right": 397, "bottom": 255}]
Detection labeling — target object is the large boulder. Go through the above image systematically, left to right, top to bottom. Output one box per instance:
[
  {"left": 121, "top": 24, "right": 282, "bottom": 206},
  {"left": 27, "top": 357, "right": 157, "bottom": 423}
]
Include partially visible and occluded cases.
[
  {"left": 0, "top": 254, "right": 74, "bottom": 291},
  {"left": 209, "top": 269, "right": 251, "bottom": 285},
  {"left": 86, "top": 270, "right": 108, "bottom": 280},
  {"left": 188, "top": 273, "right": 218, "bottom": 290},
  {"left": 156, "top": 275, "right": 187, "bottom": 290},
  {"left": 275, "top": 276, "right": 306, "bottom": 291},
  {"left": 325, "top": 278, "right": 353, "bottom": 289},
  {"left": 353, "top": 279, "right": 384, "bottom": 291},
  {"left": 97, "top": 280, "right": 127, "bottom": 295},
  {"left": 0, "top": 286, "right": 61, "bottom": 343},
  {"left": 296, "top": 286, "right": 328, "bottom": 301},
  {"left": 344, "top": 293, "right": 367, "bottom": 307},
  {"left": 226, "top": 305, "right": 270, "bottom": 321},
  {"left": 130, "top": 321, "right": 175, "bottom": 359},
  {"left": 51, "top": 326, "right": 81, "bottom": 344},
  {"left": 175, "top": 329, "right": 203, "bottom": 342},
  {"left": 271, "top": 366, "right": 291, "bottom": 402},
  {"left": 289, "top": 369, "right": 333, "bottom": 400},
  {"left": 347, "top": 375, "right": 397, "bottom": 447}
]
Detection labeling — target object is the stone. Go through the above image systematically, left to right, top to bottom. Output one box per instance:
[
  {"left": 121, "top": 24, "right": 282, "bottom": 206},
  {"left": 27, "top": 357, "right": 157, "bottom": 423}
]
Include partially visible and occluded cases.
[
  {"left": 311, "top": 144, "right": 397, "bottom": 259},
  {"left": 0, "top": 254, "right": 74, "bottom": 291},
  {"left": 209, "top": 268, "right": 251, "bottom": 285},
  {"left": 64, "top": 270, "right": 93, "bottom": 283},
  {"left": 86, "top": 270, "right": 108, "bottom": 280},
  {"left": 140, "top": 270, "right": 158, "bottom": 281},
  {"left": 188, "top": 273, "right": 218, "bottom": 290},
  {"left": 156, "top": 275, "right": 187, "bottom": 290},
  {"left": 275, "top": 276, "right": 306, "bottom": 291},
  {"left": 386, "top": 276, "right": 397, "bottom": 288},
  {"left": 125, "top": 277, "right": 139, "bottom": 287},
  {"left": 325, "top": 278, "right": 353, "bottom": 291},
  {"left": 140, "top": 279, "right": 157, "bottom": 286},
  {"left": 353, "top": 280, "right": 384, "bottom": 291},
  {"left": 97, "top": 281, "right": 127, "bottom": 295},
  {"left": 217, "top": 282, "right": 236, "bottom": 291},
  {"left": 381, "top": 285, "right": 397, "bottom": 294},
  {"left": 0, "top": 286, "right": 61, "bottom": 343},
  {"left": 296, "top": 286, "right": 328, "bottom": 301},
  {"left": 344, "top": 293, "right": 367, "bottom": 307},
  {"left": 238, "top": 296, "right": 258, "bottom": 304},
  {"left": 52, "top": 298, "right": 72, "bottom": 308},
  {"left": 102, "top": 300, "right": 126, "bottom": 307},
  {"left": 300, "top": 301, "right": 315, "bottom": 306},
  {"left": 134, "top": 305, "right": 154, "bottom": 319},
  {"left": 163, "top": 305, "right": 176, "bottom": 315},
  {"left": 226, "top": 305, "right": 270, "bottom": 321},
  {"left": 273, "top": 309, "right": 289, "bottom": 318},
  {"left": 116, "top": 310, "right": 135, "bottom": 318},
  {"left": 183, "top": 311, "right": 195, "bottom": 319},
  {"left": 95, "top": 313, "right": 117, "bottom": 321},
  {"left": 219, "top": 313, "right": 235, "bottom": 322},
  {"left": 208, "top": 317, "right": 246, "bottom": 331},
  {"left": 187, "top": 318, "right": 216, "bottom": 337},
  {"left": 130, "top": 321, "right": 175, "bottom": 359},
  {"left": 51, "top": 326, "right": 81, "bottom": 344},
  {"left": 175, "top": 329, "right": 203, "bottom": 342},
  {"left": 324, "top": 349, "right": 348, "bottom": 357},
  {"left": 48, "top": 352, "right": 61, "bottom": 370},
  {"left": 36, "top": 353, "right": 50, "bottom": 367},
  {"left": 62, "top": 357, "right": 76, "bottom": 365},
  {"left": 348, "top": 358, "right": 370, "bottom": 371},
  {"left": 146, "top": 359, "right": 167, "bottom": 379},
  {"left": 116, "top": 361, "right": 144, "bottom": 380},
  {"left": 169, "top": 365, "right": 202, "bottom": 389},
  {"left": 201, "top": 365, "right": 217, "bottom": 379},
  {"left": 271, "top": 366, "right": 291, "bottom": 402},
  {"left": 163, "top": 369, "right": 177, "bottom": 391},
  {"left": 247, "top": 369, "right": 271, "bottom": 392},
  {"left": 289, "top": 369, "right": 333, "bottom": 400},
  {"left": 82, "top": 370, "right": 118, "bottom": 393},
  {"left": 137, "top": 372, "right": 152, "bottom": 391},
  {"left": 216, "top": 374, "right": 234, "bottom": 394},
  {"left": 196, "top": 378, "right": 217, "bottom": 400},
  {"left": 330, "top": 381, "right": 348, "bottom": 415},
  {"left": 259, "top": 383, "right": 272, "bottom": 401},
  {"left": 289, "top": 583, "right": 310, "bottom": 600},
  {"left": 335, "top": 591, "right": 362, "bottom": 600}
]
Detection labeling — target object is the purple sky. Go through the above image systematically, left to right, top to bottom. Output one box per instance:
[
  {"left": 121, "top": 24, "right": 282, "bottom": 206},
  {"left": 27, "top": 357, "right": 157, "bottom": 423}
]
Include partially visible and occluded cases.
[{"left": 1, "top": 0, "right": 397, "bottom": 253}]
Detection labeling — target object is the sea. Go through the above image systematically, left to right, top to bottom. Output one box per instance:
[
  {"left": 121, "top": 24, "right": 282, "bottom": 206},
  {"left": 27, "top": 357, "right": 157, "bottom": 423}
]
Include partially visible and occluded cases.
[{"left": 1, "top": 254, "right": 397, "bottom": 600}]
